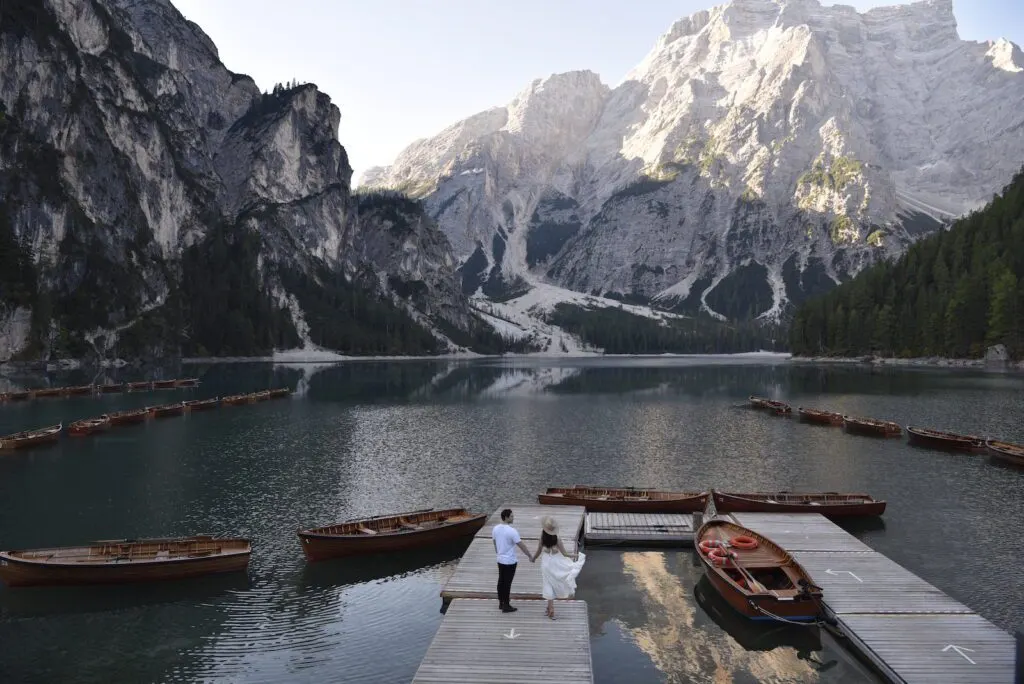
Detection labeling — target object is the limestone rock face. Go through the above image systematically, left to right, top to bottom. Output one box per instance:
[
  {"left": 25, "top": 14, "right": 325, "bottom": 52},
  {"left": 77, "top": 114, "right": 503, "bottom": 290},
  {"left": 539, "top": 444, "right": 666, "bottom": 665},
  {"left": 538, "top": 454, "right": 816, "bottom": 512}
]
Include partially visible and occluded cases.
[{"left": 364, "top": 0, "right": 1024, "bottom": 320}]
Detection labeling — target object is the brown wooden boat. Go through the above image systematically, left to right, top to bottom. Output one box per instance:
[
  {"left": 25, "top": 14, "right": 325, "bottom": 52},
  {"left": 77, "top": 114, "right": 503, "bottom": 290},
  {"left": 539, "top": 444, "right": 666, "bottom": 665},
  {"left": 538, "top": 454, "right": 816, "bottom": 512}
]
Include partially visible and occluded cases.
[
  {"left": 175, "top": 378, "right": 200, "bottom": 387},
  {"left": 153, "top": 379, "right": 178, "bottom": 389},
  {"left": 127, "top": 381, "right": 153, "bottom": 392},
  {"left": 97, "top": 383, "right": 125, "bottom": 393},
  {"left": 63, "top": 385, "right": 94, "bottom": 396},
  {"left": 34, "top": 387, "right": 63, "bottom": 398},
  {"left": 267, "top": 388, "right": 291, "bottom": 399},
  {"left": 5, "top": 390, "right": 34, "bottom": 401},
  {"left": 251, "top": 390, "right": 272, "bottom": 402},
  {"left": 222, "top": 393, "right": 254, "bottom": 406},
  {"left": 749, "top": 396, "right": 791, "bottom": 415},
  {"left": 184, "top": 397, "right": 220, "bottom": 412},
  {"left": 147, "top": 403, "right": 185, "bottom": 418},
  {"left": 797, "top": 407, "right": 844, "bottom": 426},
  {"left": 104, "top": 408, "right": 150, "bottom": 426},
  {"left": 842, "top": 415, "right": 902, "bottom": 438},
  {"left": 68, "top": 417, "right": 111, "bottom": 436},
  {"left": 0, "top": 424, "right": 63, "bottom": 450},
  {"left": 907, "top": 426, "right": 986, "bottom": 453},
  {"left": 986, "top": 439, "right": 1024, "bottom": 467},
  {"left": 538, "top": 486, "right": 708, "bottom": 512},
  {"left": 712, "top": 490, "right": 886, "bottom": 516},
  {"left": 297, "top": 508, "right": 486, "bottom": 562},
  {"left": 696, "top": 519, "right": 824, "bottom": 621},
  {"left": 0, "top": 536, "right": 251, "bottom": 587}
]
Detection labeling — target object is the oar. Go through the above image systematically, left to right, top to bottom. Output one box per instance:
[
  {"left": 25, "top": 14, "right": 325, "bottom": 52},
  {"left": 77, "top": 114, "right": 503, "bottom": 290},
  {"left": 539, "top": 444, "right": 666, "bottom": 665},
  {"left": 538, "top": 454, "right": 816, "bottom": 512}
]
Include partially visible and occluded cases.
[{"left": 728, "top": 551, "right": 768, "bottom": 593}]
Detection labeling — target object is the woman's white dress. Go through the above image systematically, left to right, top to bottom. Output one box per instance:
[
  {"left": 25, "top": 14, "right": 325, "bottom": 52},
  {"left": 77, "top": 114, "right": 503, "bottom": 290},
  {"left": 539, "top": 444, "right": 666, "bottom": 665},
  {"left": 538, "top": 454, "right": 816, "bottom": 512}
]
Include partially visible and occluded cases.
[{"left": 540, "top": 548, "right": 586, "bottom": 599}]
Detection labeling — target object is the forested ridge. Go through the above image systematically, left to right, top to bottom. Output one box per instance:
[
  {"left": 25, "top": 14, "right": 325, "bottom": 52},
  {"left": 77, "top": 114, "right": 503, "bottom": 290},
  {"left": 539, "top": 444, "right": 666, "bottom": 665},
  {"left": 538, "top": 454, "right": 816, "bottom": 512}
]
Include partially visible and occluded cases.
[{"left": 790, "top": 167, "right": 1024, "bottom": 359}]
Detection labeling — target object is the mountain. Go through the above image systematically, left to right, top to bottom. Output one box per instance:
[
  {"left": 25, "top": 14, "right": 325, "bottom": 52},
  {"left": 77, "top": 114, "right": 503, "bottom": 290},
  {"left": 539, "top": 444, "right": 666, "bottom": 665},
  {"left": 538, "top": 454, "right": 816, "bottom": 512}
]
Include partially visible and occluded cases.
[
  {"left": 0, "top": 0, "right": 506, "bottom": 363},
  {"left": 362, "top": 0, "right": 1024, "bottom": 322},
  {"left": 789, "top": 167, "right": 1024, "bottom": 359}
]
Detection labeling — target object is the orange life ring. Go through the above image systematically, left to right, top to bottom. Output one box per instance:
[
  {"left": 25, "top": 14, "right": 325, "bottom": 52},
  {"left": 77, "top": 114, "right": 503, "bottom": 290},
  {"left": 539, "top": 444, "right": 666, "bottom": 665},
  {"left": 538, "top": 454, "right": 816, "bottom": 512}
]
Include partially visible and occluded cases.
[
  {"left": 731, "top": 535, "right": 759, "bottom": 550},
  {"left": 708, "top": 547, "right": 736, "bottom": 566}
]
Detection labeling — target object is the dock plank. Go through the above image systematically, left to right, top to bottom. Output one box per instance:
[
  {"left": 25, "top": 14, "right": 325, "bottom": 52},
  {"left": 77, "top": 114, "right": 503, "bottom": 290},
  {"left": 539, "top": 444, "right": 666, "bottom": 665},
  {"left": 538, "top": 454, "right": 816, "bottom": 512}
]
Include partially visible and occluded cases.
[
  {"left": 477, "top": 504, "right": 586, "bottom": 541},
  {"left": 585, "top": 512, "right": 693, "bottom": 545},
  {"left": 730, "top": 512, "right": 872, "bottom": 552},
  {"left": 442, "top": 536, "right": 578, "bottom": 600},
  {"left": 792, "top": 551, "right": 973, "bottom": 615},
  {"left": 413, "top": 599, "right": 592, "bottom": 683},
  {"left": 837, "top": 614, "right": 1016, "bottom": 684}
]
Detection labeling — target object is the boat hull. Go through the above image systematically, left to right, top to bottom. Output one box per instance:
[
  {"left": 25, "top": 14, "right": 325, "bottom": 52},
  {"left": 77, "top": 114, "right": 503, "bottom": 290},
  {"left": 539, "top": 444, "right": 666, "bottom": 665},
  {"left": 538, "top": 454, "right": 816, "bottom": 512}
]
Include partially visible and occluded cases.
[
  {"left": 184, "top": 399, "right": 220, "bottom": 412},
  {"left": 149, "top": 405, "right": 185, "bottom": 418},
  {"left": 797, "top": 409, "right": 843, "bottom": 426},
  {"left": 106, "top": 412, "right": 148, "bottom": 426},
  {"left": 842, "top": 418, "right": 902, "bottom": 438},
  {"left": 907, "top": 427, "right": 985, "bottom": 453},
  {"left": 987, "top": 440, "right": 1024, "bottom": 467},
  {"left": 712, "top": 491, "right": 885, "bottom": 516},
  {"left": 538, "top": 492, "right": 707, "bottom": 513},
  {"left": 298, "top": 514, "right": 485, "bottom": 562},
  {"left": 0, "top": 552, "right": 250, "bottom": 587}
]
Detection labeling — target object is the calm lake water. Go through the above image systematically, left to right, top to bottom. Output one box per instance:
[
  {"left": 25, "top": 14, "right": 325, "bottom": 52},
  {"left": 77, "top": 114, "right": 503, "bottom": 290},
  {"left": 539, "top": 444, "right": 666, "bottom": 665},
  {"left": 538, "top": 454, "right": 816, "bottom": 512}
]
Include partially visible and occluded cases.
[{"left": 1, "top": 357, "right": 1023, "bottom": 683}]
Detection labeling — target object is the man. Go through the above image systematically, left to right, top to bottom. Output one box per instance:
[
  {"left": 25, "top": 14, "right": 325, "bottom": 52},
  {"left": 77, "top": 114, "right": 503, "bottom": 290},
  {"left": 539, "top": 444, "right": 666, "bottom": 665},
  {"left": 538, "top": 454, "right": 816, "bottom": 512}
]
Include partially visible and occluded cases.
[{"left": 491, "top": 508, "right": 533, "bottom": 612}]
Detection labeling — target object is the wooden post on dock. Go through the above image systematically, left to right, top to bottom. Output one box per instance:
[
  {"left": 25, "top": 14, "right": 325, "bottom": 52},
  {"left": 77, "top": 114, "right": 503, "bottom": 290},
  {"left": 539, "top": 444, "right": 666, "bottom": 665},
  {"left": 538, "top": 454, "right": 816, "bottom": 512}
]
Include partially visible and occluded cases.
[{"left": 692, "top": 512, "right": 703, "bottom": 531}]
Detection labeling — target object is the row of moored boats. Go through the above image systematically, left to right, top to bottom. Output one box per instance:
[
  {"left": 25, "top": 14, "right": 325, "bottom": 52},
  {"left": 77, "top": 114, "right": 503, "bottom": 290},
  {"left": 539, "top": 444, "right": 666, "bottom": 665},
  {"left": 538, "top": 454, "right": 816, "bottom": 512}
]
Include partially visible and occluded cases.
[
  {"left": 0, "top": 377, "right": 199, "bottom": 402},
  {"left": 0, "top": 388, "right": 291, "bottom": 449},
  {"left": 749, "top": 395, "right": 1024, "bottom": 467},
  {"left": 0, "top": 485, "right": 883, "bottom": 588}
]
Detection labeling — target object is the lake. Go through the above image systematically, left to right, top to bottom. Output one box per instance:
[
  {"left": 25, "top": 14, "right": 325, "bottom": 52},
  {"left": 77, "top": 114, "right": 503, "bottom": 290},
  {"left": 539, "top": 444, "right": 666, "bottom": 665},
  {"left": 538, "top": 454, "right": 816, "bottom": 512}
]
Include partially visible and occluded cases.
[{"left": 1, "top": 357, "right": 1022, "bottom": 682}]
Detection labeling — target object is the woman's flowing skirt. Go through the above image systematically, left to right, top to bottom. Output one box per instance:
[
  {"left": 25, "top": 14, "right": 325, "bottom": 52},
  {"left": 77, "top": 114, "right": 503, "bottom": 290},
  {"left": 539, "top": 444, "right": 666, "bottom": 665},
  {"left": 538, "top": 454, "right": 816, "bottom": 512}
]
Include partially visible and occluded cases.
[{"left": 540, "top": 551, "right": 587, "bottom": 599}]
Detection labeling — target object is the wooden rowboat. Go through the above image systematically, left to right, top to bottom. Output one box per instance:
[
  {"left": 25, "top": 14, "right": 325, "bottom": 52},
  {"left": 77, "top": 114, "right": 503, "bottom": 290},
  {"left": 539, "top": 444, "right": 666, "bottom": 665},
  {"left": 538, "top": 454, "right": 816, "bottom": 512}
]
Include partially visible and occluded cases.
[
  {"left": 175, "top": 378, "right": 200, "bottom": 387},
  {"left": 153, "top": 379, "right": 178, "bottom": 389},
  {"left": 127, "top": 381, "right": 153, "bottom": 392},
  {"left": 97, "top": 383, "right": 125, "bottom": 393},
  {"left": 63, "top": 385, "right": 94, "bottom": 396},
  {"left": 34, "top": 387, "right": 63, "bottom": 398},
  {"left": 267, "top": 388, "right": 291, "bottom": 399},
  {"left": 5, "top": 390, "right": 33, "bottom": 401},
  {"left": 251, "top": 390, "right": 272, "bottom": 402},
  {"left": 222, "top": 393, "right": 254, "bottom": 406},
  {"left": 749, "top": 396, "right": 791, "bottom": 415},
  {"left": 184, "top": 397, "right": 220, "bottom": 412},
  {"left": 147, "top": 403, "right": 185, "bottom": 418},
  {"left": 104, "top": 408, "right": 149, "bottom": 426},
  {"left": 797, "top": 408, "right": 844, "bottom": 426},
  {"left": 842, "top": 415, "right": 902, "bottom": 438},
  {"left": 68, "top": 417, "right": 111, "bottom": 436},
  {"left": 0, "top": 424, "right": 62, "bottom": 450},
  {"left": 907, "top": 426, "right": 986, "bottom": 453},
  {"left": 986, "top": 439, "right": 1024, "bottom": 467},
  {"left": 538, "top": 486, "right": 708, "bottom": 513},
  {"left": 712, "top": 490, "right": 886, "bottom": 516},
  {"left": 297, "top": 508, "right": 486, "bottom": 562},
  {"left": 696, "top": 519, "right": 824, "bottom": 621},
  {"left": 0, "top": 536, "right": 251, "bottom": 587}
]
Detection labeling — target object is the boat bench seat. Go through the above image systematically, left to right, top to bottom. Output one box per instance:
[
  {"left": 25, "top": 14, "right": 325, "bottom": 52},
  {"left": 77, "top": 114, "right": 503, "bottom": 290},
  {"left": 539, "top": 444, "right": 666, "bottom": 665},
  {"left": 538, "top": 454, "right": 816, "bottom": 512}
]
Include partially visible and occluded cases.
[
  {"left": 399, "top": 521, "right": 423, "bottom": 531},
  {"left": 357, "top": 526, "right": 377, "bottom": 535}
]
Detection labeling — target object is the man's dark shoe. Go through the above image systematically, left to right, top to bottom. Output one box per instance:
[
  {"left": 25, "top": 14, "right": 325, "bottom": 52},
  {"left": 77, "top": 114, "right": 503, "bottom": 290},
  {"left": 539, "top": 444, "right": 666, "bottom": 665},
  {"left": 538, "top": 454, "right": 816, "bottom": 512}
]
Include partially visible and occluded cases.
[{"left": 502, "top": 605, "right": 517, "bottom": 613}]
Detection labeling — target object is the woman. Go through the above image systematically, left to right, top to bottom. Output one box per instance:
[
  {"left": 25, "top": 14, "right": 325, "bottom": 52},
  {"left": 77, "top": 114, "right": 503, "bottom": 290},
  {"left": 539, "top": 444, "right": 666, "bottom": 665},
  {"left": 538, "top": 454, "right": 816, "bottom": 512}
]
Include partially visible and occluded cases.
[{"left": 530, "top": 516, "right": 586, "bottom": 619}]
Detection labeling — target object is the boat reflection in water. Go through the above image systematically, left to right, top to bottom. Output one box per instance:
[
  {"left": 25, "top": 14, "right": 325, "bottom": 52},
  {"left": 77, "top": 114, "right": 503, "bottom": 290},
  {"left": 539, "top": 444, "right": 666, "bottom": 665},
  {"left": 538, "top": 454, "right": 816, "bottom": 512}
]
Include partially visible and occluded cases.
[{"left": 694, "top": 576, "right": 838, "bottom": 672}]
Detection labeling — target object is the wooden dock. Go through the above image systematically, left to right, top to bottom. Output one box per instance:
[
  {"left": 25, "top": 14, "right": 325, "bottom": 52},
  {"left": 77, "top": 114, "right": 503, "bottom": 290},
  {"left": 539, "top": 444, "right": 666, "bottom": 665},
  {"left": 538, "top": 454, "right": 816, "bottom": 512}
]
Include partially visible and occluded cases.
[
  {"left": 442, "top": 504, "right": 586, "bottom": 601},
  {"left": 584, "top": 512, "right": 693, "bottom": 546},
  {"left": 729, "top": 512, "right": 1017, "bottom": 683},
  {"left": 412, "top": 599, "right": 593, "bottom": 683}
]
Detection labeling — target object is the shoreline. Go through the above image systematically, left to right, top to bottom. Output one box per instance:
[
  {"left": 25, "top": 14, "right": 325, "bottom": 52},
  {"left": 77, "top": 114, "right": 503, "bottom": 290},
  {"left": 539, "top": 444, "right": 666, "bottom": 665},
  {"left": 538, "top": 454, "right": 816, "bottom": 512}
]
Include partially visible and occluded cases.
[{"left": 789, "top": 355, "right": 1024, "bottom": 370}]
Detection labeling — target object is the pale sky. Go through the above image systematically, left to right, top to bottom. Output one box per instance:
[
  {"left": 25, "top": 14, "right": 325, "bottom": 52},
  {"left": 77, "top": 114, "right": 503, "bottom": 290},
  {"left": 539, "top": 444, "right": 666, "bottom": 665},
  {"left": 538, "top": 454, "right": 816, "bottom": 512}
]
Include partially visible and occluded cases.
[{"left": 170, "top": 1, "right": 1023, "bottom": 185}]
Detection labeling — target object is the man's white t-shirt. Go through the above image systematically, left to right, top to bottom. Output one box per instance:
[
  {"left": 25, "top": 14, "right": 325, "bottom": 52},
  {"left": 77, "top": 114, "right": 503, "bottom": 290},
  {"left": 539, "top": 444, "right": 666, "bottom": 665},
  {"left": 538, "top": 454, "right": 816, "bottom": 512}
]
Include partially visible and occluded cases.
[{"left": 492, "top": 523, "right": 521, "bottom": 565}]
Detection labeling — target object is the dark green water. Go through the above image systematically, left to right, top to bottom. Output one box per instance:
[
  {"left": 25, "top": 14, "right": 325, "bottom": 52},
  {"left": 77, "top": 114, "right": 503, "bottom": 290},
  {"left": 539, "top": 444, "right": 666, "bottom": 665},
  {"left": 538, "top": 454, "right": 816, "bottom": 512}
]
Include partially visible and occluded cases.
[{"left": 1, "top": 357, "right": 1022, "bottom": 683}]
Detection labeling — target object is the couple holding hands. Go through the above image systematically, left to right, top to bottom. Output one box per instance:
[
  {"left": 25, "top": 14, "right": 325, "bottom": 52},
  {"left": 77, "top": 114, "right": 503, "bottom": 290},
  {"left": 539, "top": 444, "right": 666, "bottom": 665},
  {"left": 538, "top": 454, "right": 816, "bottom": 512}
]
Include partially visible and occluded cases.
[{"left": 491, "top": 508, "right": 586, "bottom": 619}]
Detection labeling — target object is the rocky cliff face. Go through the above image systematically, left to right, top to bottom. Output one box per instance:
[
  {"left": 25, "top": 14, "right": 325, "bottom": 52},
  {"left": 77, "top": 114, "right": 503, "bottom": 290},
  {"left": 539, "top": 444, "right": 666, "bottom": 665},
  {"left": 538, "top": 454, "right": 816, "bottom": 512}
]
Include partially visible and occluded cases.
[
  {"left": 0, "top": 0, "right": 473, "bottom": 361},
  {"left": 363, "top": 0, "right": 1024, "bottom": 321}
]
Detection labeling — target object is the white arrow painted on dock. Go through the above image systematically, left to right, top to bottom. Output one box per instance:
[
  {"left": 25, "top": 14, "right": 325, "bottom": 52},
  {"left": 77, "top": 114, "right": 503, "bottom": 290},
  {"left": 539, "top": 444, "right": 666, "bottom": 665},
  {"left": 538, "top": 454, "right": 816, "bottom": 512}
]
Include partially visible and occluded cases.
[
  {"left": 825, "top": 569, "right": 863, "bottom": 582},
  {"left": 504, "top": 629, "right": 521, "bottom": 639},
  {"left": 942, "top": 645, "right": 976, "bottom": 664}
]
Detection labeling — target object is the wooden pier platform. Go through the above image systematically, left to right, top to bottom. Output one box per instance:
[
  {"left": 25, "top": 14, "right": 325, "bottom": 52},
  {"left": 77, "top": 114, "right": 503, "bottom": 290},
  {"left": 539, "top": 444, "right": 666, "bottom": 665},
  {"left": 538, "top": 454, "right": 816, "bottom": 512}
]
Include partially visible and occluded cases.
[
  {"left": 442, "top": 504, "right": 585, "bottom": 601},
  {"left": 584, "top": 512, "right": 693, "bottom": 546},
  {"left": 730, "top": 512, "right": 1017, "bottom": 683},
  {"left": 412, "top": 599, "right": 593, "bottom": 683}
]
